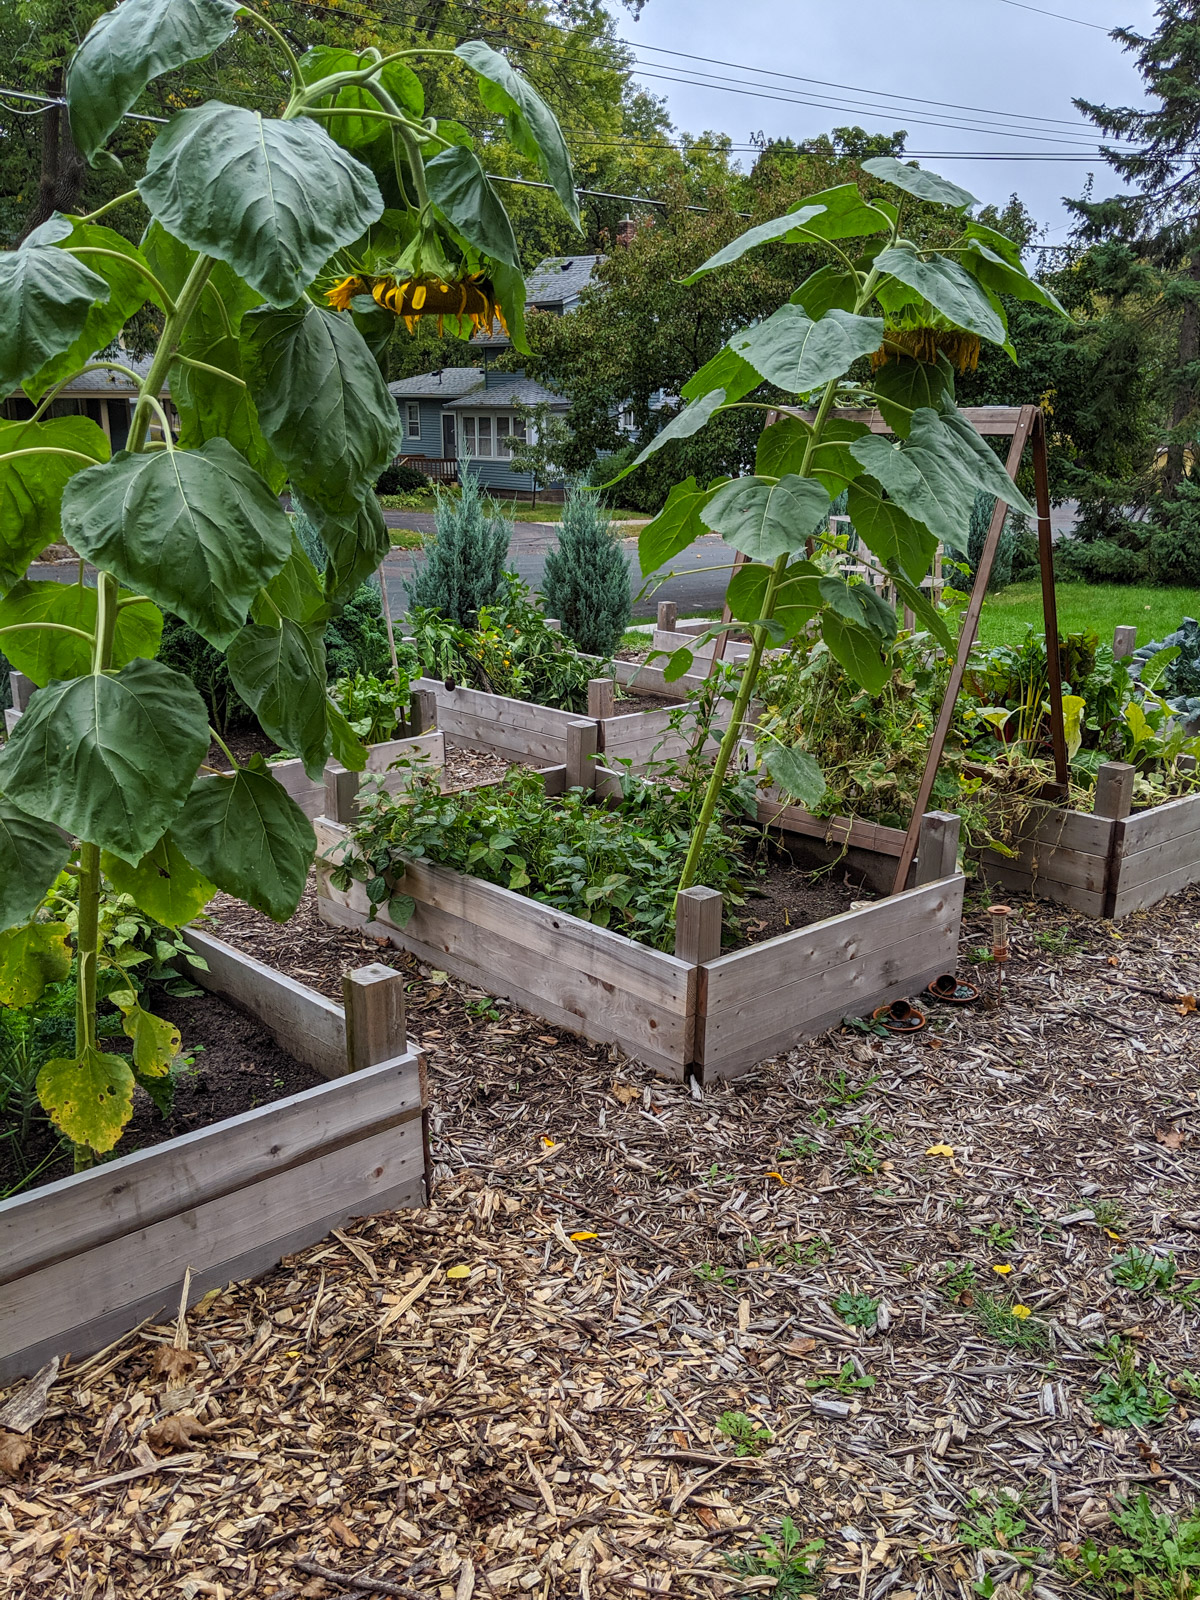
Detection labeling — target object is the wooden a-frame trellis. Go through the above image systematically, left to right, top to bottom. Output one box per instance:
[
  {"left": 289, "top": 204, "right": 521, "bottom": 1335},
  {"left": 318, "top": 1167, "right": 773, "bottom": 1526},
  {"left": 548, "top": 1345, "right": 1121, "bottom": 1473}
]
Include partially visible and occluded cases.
[{"left": 712, "top": 404, "right": 1067, "bottom": 895}]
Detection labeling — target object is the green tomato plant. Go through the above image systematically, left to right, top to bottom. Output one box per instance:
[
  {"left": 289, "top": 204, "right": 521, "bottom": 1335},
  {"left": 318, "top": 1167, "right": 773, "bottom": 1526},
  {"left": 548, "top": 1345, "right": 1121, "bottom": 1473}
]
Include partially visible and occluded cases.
[
  {"left": 0, "top": 0, "right": 578, "bottom": 1162},
  {"left": 608, "top": 159, "right": 1067, "bottom": 894}
]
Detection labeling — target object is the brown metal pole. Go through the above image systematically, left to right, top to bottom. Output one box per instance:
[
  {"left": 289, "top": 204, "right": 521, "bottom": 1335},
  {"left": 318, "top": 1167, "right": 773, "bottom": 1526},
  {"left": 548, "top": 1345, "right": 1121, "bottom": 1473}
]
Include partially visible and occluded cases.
[
  {"left": 889, "top": 405, "right": 1038, "bottom": 894},
  {"left": 1033, "top": 410, "right": 1069, "bottom": 789}
]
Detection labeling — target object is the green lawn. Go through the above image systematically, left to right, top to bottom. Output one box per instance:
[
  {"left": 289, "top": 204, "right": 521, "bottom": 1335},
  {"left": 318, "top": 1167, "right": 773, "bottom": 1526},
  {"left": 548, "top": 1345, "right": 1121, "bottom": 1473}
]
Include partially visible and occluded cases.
[
  {"left": 377, "top": 493, "right": 645, "bottom": 524},
  {"left": 975, "top": 581, "right": 1200, "bottom": 651}
]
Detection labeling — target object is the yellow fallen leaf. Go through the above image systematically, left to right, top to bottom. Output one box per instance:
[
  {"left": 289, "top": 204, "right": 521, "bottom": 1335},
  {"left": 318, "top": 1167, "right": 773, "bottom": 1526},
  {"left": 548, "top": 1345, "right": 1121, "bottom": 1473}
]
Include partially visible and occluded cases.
[
  {"left": 428, "top": 970, "right": 449, "bottom": 984},
  {"left": 1175, "top": 993, "right": 1197, "bottom": 1016},
  {"left": 541, "top": 1136, "right": 557, "bottom": 1148},
  {"left": 926, "top": 1144, "right": 956, "bottom": 1158},
  {"left": 766, "top": 1171, "right": 788, "bottom": 1185},
  {"left": 1105, "top": 1228, "right": 1123, "bottom": 1241},
  {"left": 569, "top": 1232, "right": 598, "bottom": 1242},
  {"left": 992, "top": 1263, "right": 1013, "bottom": 1275},
  {"left": 446, "top": 1265, "right": 471, "bottom": 1280},
  {"left": 1011, "top": 1304, "right": 1032, "bottom": 1319}
]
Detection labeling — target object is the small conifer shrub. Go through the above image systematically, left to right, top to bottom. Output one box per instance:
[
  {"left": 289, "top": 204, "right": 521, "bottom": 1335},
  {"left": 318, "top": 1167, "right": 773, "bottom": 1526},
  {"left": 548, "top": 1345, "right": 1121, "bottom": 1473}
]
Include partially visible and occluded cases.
[
  {"left": 405, "top": 471, "right": 509, "bottom": 625},
  {"left": 540, "top": 488, "right": 631, "bottom": 657}
]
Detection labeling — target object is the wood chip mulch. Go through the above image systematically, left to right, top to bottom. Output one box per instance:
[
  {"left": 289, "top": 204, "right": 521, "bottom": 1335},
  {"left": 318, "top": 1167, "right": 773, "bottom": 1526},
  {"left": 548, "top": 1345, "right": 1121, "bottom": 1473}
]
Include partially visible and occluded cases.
[{"left": 2, "top": 860, "right": 1199, "bottom": 1600}]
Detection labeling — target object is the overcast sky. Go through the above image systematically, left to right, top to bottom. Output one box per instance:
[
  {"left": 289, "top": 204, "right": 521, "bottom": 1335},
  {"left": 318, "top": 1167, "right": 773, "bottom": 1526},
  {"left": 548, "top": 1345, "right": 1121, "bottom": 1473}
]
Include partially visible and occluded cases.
[{"left": 611, "top": 0, "right": 1161, "bottom": 238}]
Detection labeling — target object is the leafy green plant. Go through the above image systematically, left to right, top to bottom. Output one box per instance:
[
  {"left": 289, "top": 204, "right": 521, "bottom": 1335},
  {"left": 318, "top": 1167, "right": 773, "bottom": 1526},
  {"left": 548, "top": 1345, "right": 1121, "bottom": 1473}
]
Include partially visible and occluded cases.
[
  {"left": 0, "top": 0, "right": 577, "bottom": 1164},
  {"left": 604, "top": 158, "right": 1058, "bottom": 893},
  {"left": 540, "top": 485, "right": 631, "bottom": 658},
  {"left": 409, "top": 573, "right": 597, "bottom": 712},
  {"left": 330, "top": 671, "right": 415, "bottom": 745},
  {"left": 338, "top": 761, "right": 749, "bottom": 952},
  {"left": 820, "top": 1068, "right": 881, "bottom": 1106},
  {"left": 843, "top": 1117, "right": 893, "bottom": 1175},
  {"left": 777, "top": 1134, "right": 822, "bottom": 1161},
  {"left": 1091, "top": 1199, "right": 1127, "bottom": 1232},
  {"left": 972, "top": 1222, "right": 1018, "bottom": 1251},
  {"left": 1110, "top": 1246, "right": 1178, "bottom": 1297},
  {"left": 937, "top": 1260, "right": 979, "bottom": 1301},
  {"left": 694, "top": 1262, "right": 736, "bottom": 1287},
  {"left": 832, "top": 1290, "right": 880, "bottom": 1330},
  {"left": 1087, "top": 1344, "right": 1174, "bottom": 1429},
  {"left": 806, "top": 1359, "right": 875, "bottom": 1395},
  {"left": 717, "top": 1410, "right": 772, "bottom": 1456},
  {"left": 958, "top": 1489, "right": 1045, "bottom": 1565},
  {"left": 1066, "top": 1492, "right": 1200, "bottom": 1599},
  {"left": 726, "top": 1520, "right": 823, "bottom": 1597}
]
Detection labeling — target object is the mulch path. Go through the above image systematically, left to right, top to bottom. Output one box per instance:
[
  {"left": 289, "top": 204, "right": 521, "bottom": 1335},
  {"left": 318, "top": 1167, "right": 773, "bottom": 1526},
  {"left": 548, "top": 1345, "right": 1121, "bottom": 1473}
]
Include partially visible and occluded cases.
[{"left": 2, "top": 863, "right": 1199, "bottom": 1599}]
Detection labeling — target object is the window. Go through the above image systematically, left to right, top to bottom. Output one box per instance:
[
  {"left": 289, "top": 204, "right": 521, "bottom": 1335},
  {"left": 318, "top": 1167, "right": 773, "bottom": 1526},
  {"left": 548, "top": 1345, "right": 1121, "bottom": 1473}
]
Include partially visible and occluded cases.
[
  {"left": 405, "top": 401, "right": 421, "bottom": 440},
  {"left": 460, "top": 412, "right": 525, "bottom": 460}
]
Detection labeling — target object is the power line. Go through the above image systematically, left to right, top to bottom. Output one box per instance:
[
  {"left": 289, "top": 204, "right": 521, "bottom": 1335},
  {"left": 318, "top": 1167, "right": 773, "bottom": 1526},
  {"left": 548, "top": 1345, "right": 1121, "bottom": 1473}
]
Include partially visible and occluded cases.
[{"left": 988, "top": 0, "right": 1112, "bottom": 30}]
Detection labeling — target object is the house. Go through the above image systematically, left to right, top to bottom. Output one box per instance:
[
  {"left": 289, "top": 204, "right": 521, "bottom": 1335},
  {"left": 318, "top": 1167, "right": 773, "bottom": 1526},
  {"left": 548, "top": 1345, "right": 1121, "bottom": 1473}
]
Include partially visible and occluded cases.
[
  {"left": 388, "top": 255, "right": 601, "bottom": 497},
  {"left": 2, "top": 351, "right": 171, "bottom": 448}
]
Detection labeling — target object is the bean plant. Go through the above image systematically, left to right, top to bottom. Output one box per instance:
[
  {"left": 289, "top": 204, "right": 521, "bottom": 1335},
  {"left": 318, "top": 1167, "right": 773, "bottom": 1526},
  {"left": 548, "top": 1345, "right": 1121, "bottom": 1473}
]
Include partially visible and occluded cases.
[
  {"left": 0, "top": 0, "right": 578, "bottom": 1160},
  {"left": 607, "top": 161, "right": 1065, "bottom": 892}
]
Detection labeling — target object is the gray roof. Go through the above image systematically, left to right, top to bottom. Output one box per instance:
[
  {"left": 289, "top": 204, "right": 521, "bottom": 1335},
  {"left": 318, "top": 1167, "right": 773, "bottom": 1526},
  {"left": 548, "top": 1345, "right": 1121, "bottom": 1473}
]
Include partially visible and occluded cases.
[
  {"left": 523, "top": 255, "right": 601, "bottom": 308},
  {"left": 55, "top": 350, "right": 160, "bottom": 394},
  {"left": 388, "top": 368, "right": 486, "bottom": 401},
  {"left": 443, "top": 377, "right": 567, "bottom": 411}
]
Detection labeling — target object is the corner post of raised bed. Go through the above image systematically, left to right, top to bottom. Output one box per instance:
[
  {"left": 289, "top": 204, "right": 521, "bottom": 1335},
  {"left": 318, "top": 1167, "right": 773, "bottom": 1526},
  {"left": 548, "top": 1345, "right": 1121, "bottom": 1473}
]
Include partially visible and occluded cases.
[
  {"left": 657, "top": 600, "right": 677, "bottom": 634},
  {"left": 544, "top": 617, "right": 561, "bottom": 632},
  {"left": 1112, "top": 626, "right": 1138, "bottom": 661},
  {"left": 10, "top": 670, "right": 34, "bottom": 712},
  {"left": 587, "top": 677, "right": 615, "bottom": 720},
  {"left": 408, "top": 687, "right": 438, "bottom": 736},
  {"left": 566, "top": 719, "right": 599, "bottom": 791},
  {"left": 1093, "top": 762, "right": 1135, "bottom": 820},
  {"left": 325, "top": 764, "right": 361, "bottom": 826},
  {"left": 911, "top": 811, "right": 962, "bottom": 888},
  {"left": 674, "top": 887, "right": 723, "bottom": 964},
  {"left": 343, "top": 964, "right": 407, "bottom": 1072}
]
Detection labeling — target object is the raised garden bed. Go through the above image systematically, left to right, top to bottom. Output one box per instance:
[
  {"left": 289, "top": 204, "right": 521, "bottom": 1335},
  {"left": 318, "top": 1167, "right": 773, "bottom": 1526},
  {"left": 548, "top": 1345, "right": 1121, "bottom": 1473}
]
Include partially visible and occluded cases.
[
  {"left": 412, "top": 665, "right": 730, "bottom": 777},
  {"left": 973, "top": 758, "right": 1200, "bottom": 919},
  {"left": 315, "top": 773, "right": 963, "bottom": 1082},
  {"left": 0, "top": 930, "right": 427, "bottom": 1383}
]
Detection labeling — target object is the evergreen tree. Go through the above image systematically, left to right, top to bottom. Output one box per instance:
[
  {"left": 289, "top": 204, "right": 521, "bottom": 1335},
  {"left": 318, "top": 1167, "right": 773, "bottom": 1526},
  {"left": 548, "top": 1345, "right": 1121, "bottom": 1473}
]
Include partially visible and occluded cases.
[
  {"left": 1072, "top": 4, "right": 1200, "bottom": 497},
  {"left": 405, "top": 472, "right": 510, "bottom": 626},
  {"left": 540, "top": 489, "right": 631, "bottom": 657}
]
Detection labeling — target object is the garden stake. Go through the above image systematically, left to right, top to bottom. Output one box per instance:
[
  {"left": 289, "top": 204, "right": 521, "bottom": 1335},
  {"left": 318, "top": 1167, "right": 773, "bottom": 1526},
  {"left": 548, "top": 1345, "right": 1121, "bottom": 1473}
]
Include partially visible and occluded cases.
[{"left": 989, "top": 904, "right": 1012, "bottom": 1001}]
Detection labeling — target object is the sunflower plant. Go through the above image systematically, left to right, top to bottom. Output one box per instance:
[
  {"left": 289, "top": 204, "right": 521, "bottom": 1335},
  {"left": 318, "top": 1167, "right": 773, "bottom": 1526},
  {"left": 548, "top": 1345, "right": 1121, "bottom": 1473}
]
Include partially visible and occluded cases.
[
  {"left": 0, "top": 0, "right": 577, "bottom": 1163},
  {"left": 608, "top": 159, "right": 1066, "bottom": 893}
]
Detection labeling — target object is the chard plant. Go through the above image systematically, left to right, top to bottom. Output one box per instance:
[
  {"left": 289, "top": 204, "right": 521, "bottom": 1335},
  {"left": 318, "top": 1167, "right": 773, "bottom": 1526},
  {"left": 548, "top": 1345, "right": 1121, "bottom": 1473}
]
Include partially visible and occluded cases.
[
  {"left": 0, "top": 0, "right": 577, "bottom": 1161},
  {"left": 607, "top": 160, "right": 1065, "bottom": 893}
]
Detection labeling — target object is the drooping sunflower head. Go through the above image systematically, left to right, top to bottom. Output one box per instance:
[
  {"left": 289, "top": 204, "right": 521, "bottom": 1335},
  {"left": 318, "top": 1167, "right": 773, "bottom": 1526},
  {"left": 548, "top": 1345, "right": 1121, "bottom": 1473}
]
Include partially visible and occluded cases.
[
  {"left": 326, "top": 272, "right": 507, "bottom": 337},
  {"left": 325, "top": 275, "right": 369, "bottom": 313},
  {"left": 871, "top": 326, "right": 981, "bottom": 373}
]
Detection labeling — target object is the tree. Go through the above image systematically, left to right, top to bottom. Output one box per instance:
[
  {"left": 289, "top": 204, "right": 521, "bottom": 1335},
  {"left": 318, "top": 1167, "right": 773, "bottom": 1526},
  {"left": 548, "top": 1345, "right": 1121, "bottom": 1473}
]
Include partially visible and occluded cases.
[
  {"left": 1072, "top": 3, "right": 1200, "bottom": 497},
  {"left": 503, "top": 400, "right": 572, "bottom": 507},
  {"left": 405, "top": 472, "right": 511, "bottom": 625},
  {"left": 541, "top": 486, "right": 630, "bottom": 656}
]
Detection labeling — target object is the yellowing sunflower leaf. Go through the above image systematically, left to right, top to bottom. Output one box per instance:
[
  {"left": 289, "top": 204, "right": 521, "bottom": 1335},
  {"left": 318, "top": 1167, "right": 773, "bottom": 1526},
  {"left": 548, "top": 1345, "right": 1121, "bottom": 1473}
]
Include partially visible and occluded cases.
[
  {"left": 926, "top": 1143, "right": 956, "bottom": 1158},
  {"left": 446, "top": 1264, "right": 471, "bottom": 1280}
]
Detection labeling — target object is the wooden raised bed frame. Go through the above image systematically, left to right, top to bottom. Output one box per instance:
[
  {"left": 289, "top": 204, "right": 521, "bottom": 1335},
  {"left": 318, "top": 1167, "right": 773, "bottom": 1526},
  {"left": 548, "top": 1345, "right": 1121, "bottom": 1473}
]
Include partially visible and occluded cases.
[
  {"left": 315, "top": 767, "right": 964, "bottom": 1083},
  {"left": 0, "top": 932, "right": 428, "bottom": 1383}
]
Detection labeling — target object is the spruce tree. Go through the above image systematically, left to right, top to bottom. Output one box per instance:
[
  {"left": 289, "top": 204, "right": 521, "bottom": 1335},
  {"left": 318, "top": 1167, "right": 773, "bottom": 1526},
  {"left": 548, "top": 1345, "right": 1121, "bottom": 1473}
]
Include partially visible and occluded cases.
[
  {"left": 1073, "top": 4, "right": 1200, "bottom": 496},
  {"left": 405, "top": 471, "right": 510, "bottom": 625},
  {"left": 540, "top": 488, "right": 631, "bottom": 657}
]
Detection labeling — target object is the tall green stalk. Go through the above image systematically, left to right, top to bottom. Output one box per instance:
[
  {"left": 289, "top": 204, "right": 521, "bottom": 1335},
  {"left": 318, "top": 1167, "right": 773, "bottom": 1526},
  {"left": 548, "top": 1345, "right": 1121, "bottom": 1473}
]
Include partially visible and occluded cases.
[
  {"left": 69, "top": 256, "right": 213, "bottom": 1166},
  {"left": 675, "top": 274, "right": 881, "bottom": 897}
]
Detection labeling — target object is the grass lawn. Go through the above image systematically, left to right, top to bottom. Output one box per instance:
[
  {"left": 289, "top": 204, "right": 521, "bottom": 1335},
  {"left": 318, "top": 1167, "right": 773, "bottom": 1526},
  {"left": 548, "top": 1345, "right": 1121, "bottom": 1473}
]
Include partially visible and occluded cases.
[
  {"left": 377, "top": 493, "right": 645, "bottom": 524},
  {"left": 388, "top": 527, "right": 424, "bottom": 549},
  {"left": 975, "top": 581, "right": 1200, "bottom": 651}
]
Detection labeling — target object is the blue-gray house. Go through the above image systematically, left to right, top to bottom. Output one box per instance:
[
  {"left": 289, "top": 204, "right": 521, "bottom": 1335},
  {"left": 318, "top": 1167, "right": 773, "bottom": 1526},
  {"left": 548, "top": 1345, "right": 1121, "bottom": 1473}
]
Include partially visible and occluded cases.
[{"left": 388, "top": 255, "right": 601, "bottom": 496}]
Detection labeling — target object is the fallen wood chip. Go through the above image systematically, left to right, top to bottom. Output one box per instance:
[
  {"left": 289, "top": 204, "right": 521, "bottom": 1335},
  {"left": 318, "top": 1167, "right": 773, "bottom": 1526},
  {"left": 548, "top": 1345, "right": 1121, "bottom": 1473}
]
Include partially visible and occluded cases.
[
  {"left": 0, "top": 1358, "right": 58, "bottom": 1433},
  {"left": 293, "top": 1558, "right": 426, "bottom": 1597}
]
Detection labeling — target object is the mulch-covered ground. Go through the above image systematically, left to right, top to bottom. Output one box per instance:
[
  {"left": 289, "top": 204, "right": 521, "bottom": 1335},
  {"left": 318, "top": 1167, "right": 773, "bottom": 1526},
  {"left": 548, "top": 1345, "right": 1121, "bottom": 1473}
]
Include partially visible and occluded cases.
[{"left": 2, "top": 853, "right": 1198, "bottom": 1598}]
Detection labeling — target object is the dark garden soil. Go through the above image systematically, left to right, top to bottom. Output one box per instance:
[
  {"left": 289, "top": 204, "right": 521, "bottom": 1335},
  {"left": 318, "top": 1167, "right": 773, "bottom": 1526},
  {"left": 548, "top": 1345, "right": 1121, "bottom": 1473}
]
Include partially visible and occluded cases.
[
  {"left": 610, "top": 689, "right": 685, "bottom": 714},
  {"left": 205, "top": 725, "right": 279, "bottom": 770},
  {"left": 736, "top": 844, "right": 873, "bottom": 946},
  {"left": 0, "top": 991, "right": 323, "bottom": 1199}
]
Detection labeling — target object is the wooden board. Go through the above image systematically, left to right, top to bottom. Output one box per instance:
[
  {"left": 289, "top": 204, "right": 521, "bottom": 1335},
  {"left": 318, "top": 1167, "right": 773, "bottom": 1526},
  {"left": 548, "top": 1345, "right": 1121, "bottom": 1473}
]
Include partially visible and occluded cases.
[
  {"left": 609, "top": 657, "right": 712, "bottom": 698},
  {"left": 271, "top": 733, "right": 445, "bottom": 821},
  {"left": 1110, "top": 791, "right": 1200, "bottom": 917},
  {"left": 756, "top": 795, "right": 908, "bottom": 858},
  {"left": 315, "top": 820, "right": 695, "bottom": 1077},
  {"left": 699, "top": 877, "right": 964, "bottom": 1079},
  {"left": 180, "top": 929, "right": 349, "bottom": 1079},
  {"left": 0, "top": 1052, "right": 424, "bottom": 1289},
  {"left": 1, "top": 1114, "right": 425, "bottom": 1381}
]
